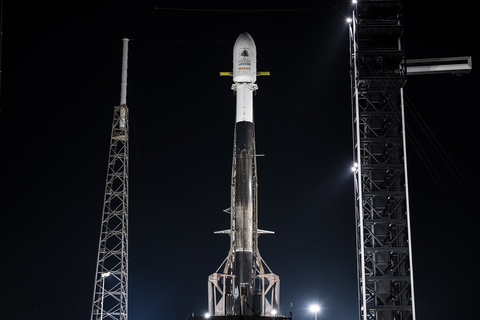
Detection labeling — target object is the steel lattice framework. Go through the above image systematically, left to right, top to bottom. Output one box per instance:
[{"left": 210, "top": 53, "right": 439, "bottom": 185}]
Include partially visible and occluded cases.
[
  {"left": 349, "top": 2, "right": 415, "bottom": 320},
  {"left": 91, "top": 39, "right": 129, "bottom": 320},
  {"left": 91, "top": 105, "right": 129, "bottom": 320}
]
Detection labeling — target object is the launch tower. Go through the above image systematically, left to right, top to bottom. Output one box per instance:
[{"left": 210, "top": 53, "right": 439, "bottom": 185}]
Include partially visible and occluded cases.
[
  {"left": 349, "top": 1, "right": 472, "bottom": 319},
  {"left": 349, "top": 2, "right": 415, "bottom": 320},
  {"left": 90, "top": 39, "right": 129, "bottom": 320}
]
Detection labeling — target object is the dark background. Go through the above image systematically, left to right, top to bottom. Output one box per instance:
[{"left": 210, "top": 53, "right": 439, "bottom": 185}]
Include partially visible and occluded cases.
[{"left": 1, "top": 1, "right": 478, "bottom": 320}]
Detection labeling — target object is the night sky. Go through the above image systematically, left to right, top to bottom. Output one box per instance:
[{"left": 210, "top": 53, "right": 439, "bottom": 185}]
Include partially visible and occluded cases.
[{"left": 1, "top": 1, "right": 478, "bottom": 320}]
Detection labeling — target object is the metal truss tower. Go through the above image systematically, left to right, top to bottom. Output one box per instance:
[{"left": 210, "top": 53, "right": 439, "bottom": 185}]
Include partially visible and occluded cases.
[
  {"left": 349, "top": 2, "right": 415, "bottom": 320},
  {"left": 91, "top": 39, "right": 129, "bottom": 320}
]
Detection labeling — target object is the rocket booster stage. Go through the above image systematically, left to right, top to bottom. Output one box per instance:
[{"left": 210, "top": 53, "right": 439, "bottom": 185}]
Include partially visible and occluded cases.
[
  {"left": 233, "top": 32, "right": 256, "bottom": 310},
  {"left": 208, "top": 33, "right": 279, "bottom": 318}
]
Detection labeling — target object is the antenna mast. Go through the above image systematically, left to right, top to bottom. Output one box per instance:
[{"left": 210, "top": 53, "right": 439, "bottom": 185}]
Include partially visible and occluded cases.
[{"left": 90, "top": 38, "right": 129, "bottom": 320}]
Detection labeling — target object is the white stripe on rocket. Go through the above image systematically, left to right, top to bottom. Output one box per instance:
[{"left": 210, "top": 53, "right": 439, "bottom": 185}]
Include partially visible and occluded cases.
[{"left": 236, "top": 84, "right": 253, "bottom": 123}]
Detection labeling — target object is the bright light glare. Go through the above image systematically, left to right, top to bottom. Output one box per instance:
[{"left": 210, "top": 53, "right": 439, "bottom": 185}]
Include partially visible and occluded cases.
[
  {"left": 352, "top": 0, "right": 357, "bottom": 4},
  {"left": 347, "top": 17, "right": 352, "bottom": 23},
  {"left": 351, "top": 162, "right": 358, "bottom": 171},
  {"left": 309, "top": 305, "right": 320, "bottom": 313},
  {"left": 272, "top": 309, "right": 277, "bottom": 316},
  {"left": 204, "top": 313, "right": 210, "bottom": 318}
]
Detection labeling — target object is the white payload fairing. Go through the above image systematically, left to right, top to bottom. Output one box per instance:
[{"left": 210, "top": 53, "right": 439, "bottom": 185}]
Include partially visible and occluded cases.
[
  {"left": 233, "top": 32, "right": 257, "bottom": 83},
  {"left": 208, "top": 33, "right": 280, "bottom": 318},
  {"left": 234, "top": 33, "right": 256, "bottom": 126}
]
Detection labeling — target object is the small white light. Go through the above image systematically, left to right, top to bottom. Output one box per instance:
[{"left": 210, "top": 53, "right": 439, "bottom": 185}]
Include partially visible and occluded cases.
[
  {"left": 352, "top": 0, "right": 357, "bottom": 4},
  {"left": 347, "top": 17, "right": 352, "bottom": 23},
  {"left": 101, "top": 272, "right": 111, "bottom": 278},
  {"left": 272, "top": 309, "right": 277, "bottom": 316},
  {"left": 205, "top": 313, "right": 210, "bottom": 318}
]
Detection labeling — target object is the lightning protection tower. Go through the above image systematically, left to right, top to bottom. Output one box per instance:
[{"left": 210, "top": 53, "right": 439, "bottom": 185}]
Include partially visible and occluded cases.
[
  {"left": 349, "top": 2, "right": 415, "bottom": 320},
  {"left": 91, "top": 38, "right": 129, "bottom": 320}
]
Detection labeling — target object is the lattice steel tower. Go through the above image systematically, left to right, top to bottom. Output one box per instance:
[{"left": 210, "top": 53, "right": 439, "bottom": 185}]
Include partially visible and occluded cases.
[
  {"left": 349, "top": 2, "right": 415, "bottom": 320},
  {"left": 91, "top": 38, "right": 129, "bottom": 320}
]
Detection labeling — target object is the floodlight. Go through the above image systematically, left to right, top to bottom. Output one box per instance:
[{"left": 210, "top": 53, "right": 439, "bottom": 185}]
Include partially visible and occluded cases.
[{"left": 309, "top": 305, "right": 320, "bottom": 313}]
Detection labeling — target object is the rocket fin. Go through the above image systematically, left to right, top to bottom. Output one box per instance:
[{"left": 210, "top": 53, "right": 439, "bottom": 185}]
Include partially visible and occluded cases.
[
  {"left": 257, "top": 229, "right": 275, "bottom": 235},
  {"left": 214, "top": 230, "right": 231, "bottom": 235}
]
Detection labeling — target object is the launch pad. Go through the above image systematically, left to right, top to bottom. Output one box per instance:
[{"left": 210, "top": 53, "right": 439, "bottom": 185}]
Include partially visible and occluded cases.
[
  {"left": 208, "top": 271, "right": 280, "bottom": 317},
  {"left": 187, "top": 316, "right": 291, "bottom": 320}
]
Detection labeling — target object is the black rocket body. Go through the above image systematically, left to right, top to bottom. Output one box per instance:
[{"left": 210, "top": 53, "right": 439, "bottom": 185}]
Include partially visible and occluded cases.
[{"left": 234, "top": 120, "right": 255, "bottom": 311}]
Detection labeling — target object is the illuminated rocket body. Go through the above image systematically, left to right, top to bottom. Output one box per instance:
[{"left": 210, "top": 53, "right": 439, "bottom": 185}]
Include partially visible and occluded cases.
[
  {"left": 232, "top": 32, "right": 256, "bottom": 311},
  {"left": 208, "top": 33, "right": 279, "bottom": 318}
]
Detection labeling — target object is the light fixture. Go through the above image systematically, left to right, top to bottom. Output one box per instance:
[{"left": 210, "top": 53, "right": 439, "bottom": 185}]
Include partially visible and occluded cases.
[
  {"left": 352, "top": 162, "right": 358, "bottom": 171},
  {"left": 100, "top": 272, "right": 111, "bottom": 320},
  {"left": 309, "top": 304, "right": 320, "bottom": 320},
  {"left": 309, "top": 305, "right": 320, "bottom": 313}
]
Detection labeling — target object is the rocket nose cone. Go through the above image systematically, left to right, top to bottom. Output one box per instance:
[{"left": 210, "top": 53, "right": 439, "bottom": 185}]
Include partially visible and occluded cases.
[
  {"left": 233, "top": 32, "right": 257, "bottom": 83},
  {"left": 234, "top": 32, "right": 255, "bottom": 47},
  {"left": 234, "top": 33, "right": 256, "bottom": 55}
]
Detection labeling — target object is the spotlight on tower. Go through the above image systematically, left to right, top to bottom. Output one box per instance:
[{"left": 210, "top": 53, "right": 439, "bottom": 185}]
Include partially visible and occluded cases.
[{"left": 309, "top": 304, "right": 320, "bottom": 320}]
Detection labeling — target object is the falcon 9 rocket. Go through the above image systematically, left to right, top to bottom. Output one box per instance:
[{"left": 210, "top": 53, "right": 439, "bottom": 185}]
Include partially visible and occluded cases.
[{"left": 208, "top": 32, "right": 280, "bottom": 318}]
